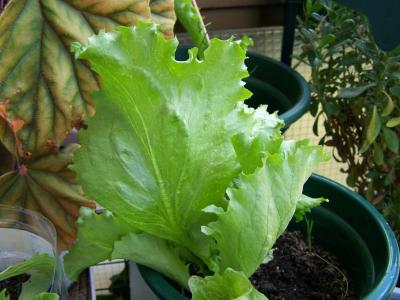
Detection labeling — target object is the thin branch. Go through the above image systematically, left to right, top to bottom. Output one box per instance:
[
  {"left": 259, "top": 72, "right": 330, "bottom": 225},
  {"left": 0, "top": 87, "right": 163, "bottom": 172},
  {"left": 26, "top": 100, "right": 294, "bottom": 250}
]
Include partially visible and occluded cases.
[{"left": 191, "top": 0, "right": 210, "bottom": 43}]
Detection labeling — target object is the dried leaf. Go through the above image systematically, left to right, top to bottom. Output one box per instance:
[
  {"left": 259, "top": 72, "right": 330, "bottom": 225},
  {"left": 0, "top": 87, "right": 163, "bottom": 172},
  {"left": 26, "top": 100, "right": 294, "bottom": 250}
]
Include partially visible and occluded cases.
[
  {"left": 0, "top": 0, "right": 175, "bottom": 155},
  {"left": 0, "top": 144, "right": 95, "bottom": 249}
]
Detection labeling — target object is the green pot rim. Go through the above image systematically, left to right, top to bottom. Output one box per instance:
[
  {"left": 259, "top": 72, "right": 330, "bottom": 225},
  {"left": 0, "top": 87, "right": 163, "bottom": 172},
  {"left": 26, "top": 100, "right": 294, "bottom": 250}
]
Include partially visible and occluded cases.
[
  {"left": 246, "top": 51, "right": 311, "bottom": 129},
  {"left": 138, "top": 174, "right": 399, "bottom": 300}
]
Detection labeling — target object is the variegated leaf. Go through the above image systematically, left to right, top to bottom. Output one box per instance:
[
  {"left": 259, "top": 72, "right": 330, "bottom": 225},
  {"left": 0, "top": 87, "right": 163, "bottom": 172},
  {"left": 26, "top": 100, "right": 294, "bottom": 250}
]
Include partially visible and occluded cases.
[
  {"left": 0, "top": 0, "right": 175, "bottom": 155},
  {"left": 0, "top": 144, "right": 95, "bottom": 250}
]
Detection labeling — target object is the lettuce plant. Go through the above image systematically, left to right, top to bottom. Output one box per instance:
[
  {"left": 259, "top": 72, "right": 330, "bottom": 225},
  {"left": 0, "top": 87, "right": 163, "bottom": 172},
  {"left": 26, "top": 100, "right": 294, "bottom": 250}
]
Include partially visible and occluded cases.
[{"left": 64, "top": 23, "right": 329, "bottom": 299}]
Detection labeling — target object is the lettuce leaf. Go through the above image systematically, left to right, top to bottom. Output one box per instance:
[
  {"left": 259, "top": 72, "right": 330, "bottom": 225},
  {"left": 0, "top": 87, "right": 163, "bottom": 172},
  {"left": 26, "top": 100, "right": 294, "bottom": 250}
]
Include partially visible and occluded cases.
[
  {"left": 72, "top": 23, "right": 282, "bottom": 259},
  {"left": 202, "top": 140, "right": 329, "bottom": 276},
  {"left": 295, "top": 194, "right": 328, "bottom": 221},
  {"left": 64, "top": 207, "right": 132, "bottom": 281},
  {"left": 65, "top": 207, "right": 190, "bottom": 287},
  {"left": 112, "top": 233, "right": 190, "bottom": 288},
  {"left": 189, "top": 268, "right": 266, "bottom": 300}
]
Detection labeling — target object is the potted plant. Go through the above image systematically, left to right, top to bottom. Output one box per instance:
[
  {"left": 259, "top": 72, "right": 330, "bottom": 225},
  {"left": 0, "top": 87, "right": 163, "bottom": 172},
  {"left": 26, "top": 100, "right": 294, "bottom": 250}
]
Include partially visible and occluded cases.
[
  {"left": 296, "top": 0, "right": 400, "bottom": 236},
  {"left": 296, "top": 0, "right": 400, "bottom": 297},
  {"left": 0, "top": 1, "right": 312, "bottom": 298},
  {"left": 1, "top": 1, "right": 397, "bottom": 299},
  {"left": 60, "top": 22, "right": 399, "bottom": 299},
  {"left": 138, "top": 173, "right": 399, "bottom": 299},
  {"left": 0, "top": 205, "right": 62, "bottom": 299}
]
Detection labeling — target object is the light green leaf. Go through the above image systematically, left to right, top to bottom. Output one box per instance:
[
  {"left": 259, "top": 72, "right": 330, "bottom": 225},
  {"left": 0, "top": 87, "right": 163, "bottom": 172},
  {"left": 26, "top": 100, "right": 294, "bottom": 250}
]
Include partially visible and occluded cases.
[
  {"left": 0, "top": 0, "right": 174, "bottom": 154},
  {"left": 174, "top": 0, "right": 208, "bottom": 57},
  {"left": 306, "top": 0, "right": 313, "bottom": 14},
  {"left": 72, "top": 23, "right": 271, "bottom": 259},
  {"left": 319, "top": 33, "right": 336, "bottom": 48},
  {"left": 238, "top": 35, "right": 254, "bottom": 51},
  {"left": 338, "top": 83, "right": 375, "bottom": 98},
  {"left": 382, "top": 91, "right": 395, "bottom": 117},
  {"left": 230, "top": 106, "right": 284, "bottom": 174},
  {"left": 360, "top": 106, "right": 381, "bottom": 153},
  {"left": 387, "top": 117, "right": 400, "bottom": 128},
  {"left": 383, "top": 128, "right": 399, "bottom": 153},
  {"left": 202, "top": 140, "right": 329, "bottom": 276},
  {"left": 295, "top": 194, "right": 327, "bottom": 221},
  {"left": 64, "top": 208, "right": 132, "bottom": 281},
  {"left": 65, "top": 208, "right": 190, "bottom": 288},
  {"left": 112, "top": 233, "right": 190, "bottom": 288},
  {"left": 0, "top": 254, "right": 54, "bottom": 300},
  {"left": 189, "top": 268, "right": 267, "bottom": 300},
  {"left": 0, "top": 290, "right": 9, "bottom": 300},
  {"left": 33, "top": 293, "right": 59, "bottom": 300}
]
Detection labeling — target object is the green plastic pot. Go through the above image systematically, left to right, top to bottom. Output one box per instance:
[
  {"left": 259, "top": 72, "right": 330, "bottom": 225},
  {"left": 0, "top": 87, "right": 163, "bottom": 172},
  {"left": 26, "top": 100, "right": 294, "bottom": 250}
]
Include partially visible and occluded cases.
[
  {"left": 175, "top": 47, "right": 310, "bottom": 131},
  {"left": 138, "top": 174, "right": 399, "bottom": 300}
]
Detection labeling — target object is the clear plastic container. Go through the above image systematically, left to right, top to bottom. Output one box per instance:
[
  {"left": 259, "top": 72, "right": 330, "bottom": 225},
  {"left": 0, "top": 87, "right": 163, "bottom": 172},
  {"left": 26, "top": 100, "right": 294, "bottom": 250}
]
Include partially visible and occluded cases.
[{"left": 0, "top": 205, "right": 65, "bottom": 297}]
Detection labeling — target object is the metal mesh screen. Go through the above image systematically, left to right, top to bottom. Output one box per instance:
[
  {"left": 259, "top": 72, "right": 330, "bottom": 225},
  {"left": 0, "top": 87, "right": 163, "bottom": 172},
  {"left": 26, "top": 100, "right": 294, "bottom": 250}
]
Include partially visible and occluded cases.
[{"left": 91, "top": 260, "right": 127, "bottom": 297}]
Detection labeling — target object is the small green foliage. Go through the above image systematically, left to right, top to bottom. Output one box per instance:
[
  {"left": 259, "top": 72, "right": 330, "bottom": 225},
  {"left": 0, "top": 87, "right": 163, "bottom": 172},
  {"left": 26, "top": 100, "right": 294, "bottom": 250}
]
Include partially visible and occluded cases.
[
  {"left": 297, "top": 0, "right": 400, "bottom": 238},
  {"left": 237, "top": 35, "right": 254, "bottom": 51},
  {"left": 294, "top": 195, "right": 327, "bottom": 222},
  {"left": 305, "top": 216, "right": 314, "bottom": 250},
  {"left": 189, "top": 268, "right": 265, "bottom": 300},
  {"left": 0, "top": 290, "right": 9, "bottom": 300}
]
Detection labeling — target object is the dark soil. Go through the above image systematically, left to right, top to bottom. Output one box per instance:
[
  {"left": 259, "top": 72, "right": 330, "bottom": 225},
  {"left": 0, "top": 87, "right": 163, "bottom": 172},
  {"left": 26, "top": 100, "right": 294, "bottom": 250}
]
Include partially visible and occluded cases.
[
  {"left": 250, "top": 231, "right": 357, "bottom": 300},
  {"left": 0, "top": 273, "right": 31, "bottom": 300}
]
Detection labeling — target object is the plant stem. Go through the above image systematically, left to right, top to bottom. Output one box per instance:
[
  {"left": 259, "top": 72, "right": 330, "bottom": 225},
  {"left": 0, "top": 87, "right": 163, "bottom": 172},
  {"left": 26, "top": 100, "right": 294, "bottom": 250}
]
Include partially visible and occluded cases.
[
  {"left": 191, "top": 0, "right": 210, "bottom": 44},
  {"left": 305, "top": 216, "right": 314, "bottom": 249}
]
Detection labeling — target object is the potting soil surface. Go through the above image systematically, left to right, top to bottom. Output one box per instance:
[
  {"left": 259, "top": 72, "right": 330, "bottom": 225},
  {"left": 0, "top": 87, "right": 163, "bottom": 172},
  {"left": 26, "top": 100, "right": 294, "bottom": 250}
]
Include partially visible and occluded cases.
[
  {"left": 250, "top": 231, "right": 357, "bottom": 300},
  {"left": 0, "top": 273, "right": 31, "bottom": 300}
]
